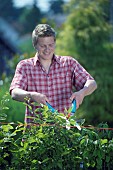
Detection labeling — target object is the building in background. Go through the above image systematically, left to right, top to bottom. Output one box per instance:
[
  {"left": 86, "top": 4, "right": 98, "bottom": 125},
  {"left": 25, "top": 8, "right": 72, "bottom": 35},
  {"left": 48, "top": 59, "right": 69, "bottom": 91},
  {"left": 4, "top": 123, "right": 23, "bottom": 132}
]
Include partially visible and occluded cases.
[{"left": 0, "top": 17, "right": 20, "bottom": 77}]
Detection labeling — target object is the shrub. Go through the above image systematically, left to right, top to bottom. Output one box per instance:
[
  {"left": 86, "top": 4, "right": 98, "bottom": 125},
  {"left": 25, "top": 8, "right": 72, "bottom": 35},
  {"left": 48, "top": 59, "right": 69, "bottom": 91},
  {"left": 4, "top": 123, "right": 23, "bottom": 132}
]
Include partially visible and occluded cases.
[{"left": 0, "top": 98, "right": 113, "bottom": 169}]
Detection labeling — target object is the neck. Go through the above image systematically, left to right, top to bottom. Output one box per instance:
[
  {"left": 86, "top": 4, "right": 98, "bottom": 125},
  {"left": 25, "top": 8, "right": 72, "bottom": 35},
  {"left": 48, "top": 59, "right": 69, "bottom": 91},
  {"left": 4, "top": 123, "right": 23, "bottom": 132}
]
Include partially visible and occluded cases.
[{"left": 40, "top": 58, "right": 52, "bottom": 73}]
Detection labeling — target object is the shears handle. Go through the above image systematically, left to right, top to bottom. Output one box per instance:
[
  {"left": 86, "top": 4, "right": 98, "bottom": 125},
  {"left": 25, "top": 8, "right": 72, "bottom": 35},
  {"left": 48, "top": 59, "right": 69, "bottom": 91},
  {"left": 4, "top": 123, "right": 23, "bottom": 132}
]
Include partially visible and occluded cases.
[
  {"left": 46, "top": 99, "right": 76, "bottom": 114},
  {"left": 71, "top": 99, "right": 76, "bottom": 114},
  {"left": 46, "top": 102, "right": 56, "bottom": 113}
]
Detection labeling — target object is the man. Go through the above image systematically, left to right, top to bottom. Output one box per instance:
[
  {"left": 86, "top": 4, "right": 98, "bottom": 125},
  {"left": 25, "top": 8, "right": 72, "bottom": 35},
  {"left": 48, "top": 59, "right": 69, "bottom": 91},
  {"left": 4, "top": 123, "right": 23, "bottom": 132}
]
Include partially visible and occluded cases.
[{"left": 10, "top": 24, "right": 97, "bottom": 124}]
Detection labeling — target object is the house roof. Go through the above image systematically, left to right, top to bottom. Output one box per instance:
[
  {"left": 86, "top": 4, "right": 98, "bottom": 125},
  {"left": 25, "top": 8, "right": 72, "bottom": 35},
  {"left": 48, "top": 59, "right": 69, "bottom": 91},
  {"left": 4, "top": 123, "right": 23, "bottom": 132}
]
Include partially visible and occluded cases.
[
  {"left": 0, "top": 17, "right": 21, "bottom": 55},
  {"left": 0, "top": 18, "right": 21, "bottom": 76}
]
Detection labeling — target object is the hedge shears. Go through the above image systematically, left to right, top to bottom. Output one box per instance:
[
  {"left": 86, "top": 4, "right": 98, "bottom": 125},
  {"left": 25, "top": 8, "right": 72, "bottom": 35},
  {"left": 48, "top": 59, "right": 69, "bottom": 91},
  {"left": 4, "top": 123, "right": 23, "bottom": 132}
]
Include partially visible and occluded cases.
[
  {"left": 46, "top": 99, "right": 81, "bottom": 130},
  {"left": 46, "top": 99, "right": 76, "bottom": 115}
]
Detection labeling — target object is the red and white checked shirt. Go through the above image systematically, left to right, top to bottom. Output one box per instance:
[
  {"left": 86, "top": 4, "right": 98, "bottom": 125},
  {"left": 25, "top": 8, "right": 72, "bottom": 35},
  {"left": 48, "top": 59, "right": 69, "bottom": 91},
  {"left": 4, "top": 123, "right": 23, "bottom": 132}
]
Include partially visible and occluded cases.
[{"left": 10, "top": 54, "right": 94, "bottom": 123}]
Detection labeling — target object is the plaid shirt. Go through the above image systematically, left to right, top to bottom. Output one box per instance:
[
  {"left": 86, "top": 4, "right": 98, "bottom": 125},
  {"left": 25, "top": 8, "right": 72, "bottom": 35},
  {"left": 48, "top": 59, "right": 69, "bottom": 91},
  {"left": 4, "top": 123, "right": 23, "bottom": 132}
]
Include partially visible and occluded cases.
[{"left": 10, "top": 54, "right": 94, "bottom": 123}]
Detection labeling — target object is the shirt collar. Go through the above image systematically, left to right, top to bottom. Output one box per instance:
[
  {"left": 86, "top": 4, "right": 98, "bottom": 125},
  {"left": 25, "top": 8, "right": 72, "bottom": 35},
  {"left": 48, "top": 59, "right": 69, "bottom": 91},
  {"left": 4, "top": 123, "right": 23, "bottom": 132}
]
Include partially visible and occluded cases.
[
  {"left": 34, "top": 53, "right": 60, "bottom": 66},
  {"left": 34, "top": 53, "right": 40, "bottom": 66}
]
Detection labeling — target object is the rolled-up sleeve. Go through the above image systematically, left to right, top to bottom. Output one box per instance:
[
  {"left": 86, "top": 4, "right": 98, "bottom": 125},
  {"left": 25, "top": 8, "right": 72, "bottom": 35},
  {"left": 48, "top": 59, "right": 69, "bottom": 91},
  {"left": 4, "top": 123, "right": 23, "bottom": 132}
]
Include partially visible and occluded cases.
[
  {"left": 72, "top": 60, "right": 94, "bottom": 91},
  {"left": 10, "top": 61, "right": 28, "bottom": 94}
]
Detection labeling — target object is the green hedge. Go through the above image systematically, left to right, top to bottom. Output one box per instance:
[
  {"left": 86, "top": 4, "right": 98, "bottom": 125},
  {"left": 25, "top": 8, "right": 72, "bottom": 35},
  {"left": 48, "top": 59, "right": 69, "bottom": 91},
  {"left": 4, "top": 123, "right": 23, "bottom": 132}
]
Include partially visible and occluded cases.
[{"left": 0, "top": 95, "right": 113, "bottom": 170}]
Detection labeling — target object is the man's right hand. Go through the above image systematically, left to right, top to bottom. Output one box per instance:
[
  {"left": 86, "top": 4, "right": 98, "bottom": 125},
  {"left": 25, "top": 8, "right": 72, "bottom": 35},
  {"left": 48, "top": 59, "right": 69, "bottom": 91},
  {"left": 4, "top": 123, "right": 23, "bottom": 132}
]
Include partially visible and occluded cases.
[{"left": 30, "top": 92, "right": 49, "bottom": 105}]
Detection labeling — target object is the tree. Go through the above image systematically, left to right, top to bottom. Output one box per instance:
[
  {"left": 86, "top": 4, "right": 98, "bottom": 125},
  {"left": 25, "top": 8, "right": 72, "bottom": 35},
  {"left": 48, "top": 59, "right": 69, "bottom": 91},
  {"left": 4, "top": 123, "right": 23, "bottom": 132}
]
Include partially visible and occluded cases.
[
  {"left": 0, "top": 0, "right": 23, "bottom": 22},
  {"left": 18, "top": 0, "right": 43, "bottom": 34},
  {"left": 49, "top": 0, "right": 65, "bottom": 14},
  {"left": 56, "top": 0, "right": 113, "bottom": 126},
  {"left": 110, "top": 0, "right": 113, "bottom": 42}
]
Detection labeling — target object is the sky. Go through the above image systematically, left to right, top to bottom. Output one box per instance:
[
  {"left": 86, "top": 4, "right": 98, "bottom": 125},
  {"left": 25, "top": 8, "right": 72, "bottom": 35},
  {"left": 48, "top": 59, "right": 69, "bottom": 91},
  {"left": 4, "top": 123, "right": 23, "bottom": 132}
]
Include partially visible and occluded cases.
[{"left": 13, "top": 0, "right": 69, "bottom": 12}]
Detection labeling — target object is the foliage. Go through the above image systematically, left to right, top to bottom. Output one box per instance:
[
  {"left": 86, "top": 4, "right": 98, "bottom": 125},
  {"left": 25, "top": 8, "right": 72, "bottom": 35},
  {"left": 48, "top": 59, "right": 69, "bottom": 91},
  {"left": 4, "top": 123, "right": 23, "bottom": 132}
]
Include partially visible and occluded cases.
[
  {"left": 0, "top": 0, "right": 22, "bottom": 22},
  {"left": 0, "top": 0, "right": 44, "bottom": 35},
  {"left": 49, "top": 0, "right": 65, "bottom": 14},
  {"left": 56, "top": 0, "right": 113, "bottom": 126},
  {"left": 18, "top": 2, "right": 43, "bottom": 34},
  {"left": 18, "top": 36, "right": 35, "bottom": 53},
  {"left": 0, "top": 53, "right": 36, "bottom": 124},
  {"left": 7, "top": 53, "right": 35, "bottom": 76},
  {"left": 0, "top": 83, "right": 25, "bottom": 123},
  {"left": 0, "top": 92, "right": 9, "bottom": 121},
  {"left": 0, "top": 101, "right": 113, "bottom": 169}
]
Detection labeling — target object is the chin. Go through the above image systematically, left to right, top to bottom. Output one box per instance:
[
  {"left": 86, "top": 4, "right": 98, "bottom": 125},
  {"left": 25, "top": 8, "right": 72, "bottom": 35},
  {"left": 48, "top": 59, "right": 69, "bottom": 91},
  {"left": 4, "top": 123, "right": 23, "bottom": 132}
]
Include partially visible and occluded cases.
[{"left": 44, "top": 54, "right": 53, "bottom": 59}]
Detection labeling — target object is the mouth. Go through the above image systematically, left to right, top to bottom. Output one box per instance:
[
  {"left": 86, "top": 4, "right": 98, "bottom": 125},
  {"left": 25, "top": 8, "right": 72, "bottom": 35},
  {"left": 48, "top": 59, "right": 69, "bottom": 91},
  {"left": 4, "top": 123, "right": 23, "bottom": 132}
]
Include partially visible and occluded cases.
[
  {"left": 44, "top": 53, "right": 52, "bottom": 57},
  {"left": 45, "top": 53, "right": 50, "bottom": 55}
]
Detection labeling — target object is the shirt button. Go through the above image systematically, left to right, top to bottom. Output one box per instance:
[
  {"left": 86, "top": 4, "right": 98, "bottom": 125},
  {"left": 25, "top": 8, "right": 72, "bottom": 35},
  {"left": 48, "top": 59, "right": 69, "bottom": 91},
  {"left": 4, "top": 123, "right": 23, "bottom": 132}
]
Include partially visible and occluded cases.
[{"left": 48, "top": 82, "right": 51, "bottom": 85}]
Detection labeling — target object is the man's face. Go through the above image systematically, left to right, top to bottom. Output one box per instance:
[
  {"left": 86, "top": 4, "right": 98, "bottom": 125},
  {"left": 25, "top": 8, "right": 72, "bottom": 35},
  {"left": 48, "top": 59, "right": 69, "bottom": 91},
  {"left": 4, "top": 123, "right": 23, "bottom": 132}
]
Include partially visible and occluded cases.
[{"left": 37, "top": 36, "right": 55, "bottom": 61}]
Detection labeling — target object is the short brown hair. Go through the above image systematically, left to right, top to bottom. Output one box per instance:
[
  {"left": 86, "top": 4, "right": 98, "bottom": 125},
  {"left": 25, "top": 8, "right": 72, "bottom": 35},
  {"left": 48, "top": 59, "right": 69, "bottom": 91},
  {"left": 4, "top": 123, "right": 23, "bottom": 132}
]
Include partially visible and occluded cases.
[{"left": 32, "top": 24, "right": 56, "bottom": 49}]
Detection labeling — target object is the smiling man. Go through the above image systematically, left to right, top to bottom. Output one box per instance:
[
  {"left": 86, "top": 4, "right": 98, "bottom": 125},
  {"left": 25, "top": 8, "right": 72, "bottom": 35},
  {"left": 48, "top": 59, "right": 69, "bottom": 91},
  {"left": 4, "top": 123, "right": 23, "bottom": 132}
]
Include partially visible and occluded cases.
[{"left": 10, "top": 24, "right": 97, "bottom": 124}]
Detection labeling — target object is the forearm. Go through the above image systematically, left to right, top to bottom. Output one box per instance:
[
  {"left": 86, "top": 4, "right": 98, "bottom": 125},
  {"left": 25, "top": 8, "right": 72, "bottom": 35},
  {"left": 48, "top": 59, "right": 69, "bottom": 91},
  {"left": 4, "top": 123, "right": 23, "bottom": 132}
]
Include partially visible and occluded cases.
[
  {"left": 70, "top": 79, "right": 97, "bottom": 109},
  {"left": 81, "top": 79, "right": 97, "bottom": 97},
  {"left": 11, "top": 88, "right": 31, "bottom": 102},
  {"left": 11, "top": 88, "right": 49, "bottom": 105}
]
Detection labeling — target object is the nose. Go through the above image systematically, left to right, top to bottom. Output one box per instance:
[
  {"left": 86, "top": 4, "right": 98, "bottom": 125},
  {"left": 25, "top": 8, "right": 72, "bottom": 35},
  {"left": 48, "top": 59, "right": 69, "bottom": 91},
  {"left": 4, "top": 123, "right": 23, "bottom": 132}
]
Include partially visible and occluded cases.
[{"left": 45, "top": 45, "right": 50, "bottom": 51}]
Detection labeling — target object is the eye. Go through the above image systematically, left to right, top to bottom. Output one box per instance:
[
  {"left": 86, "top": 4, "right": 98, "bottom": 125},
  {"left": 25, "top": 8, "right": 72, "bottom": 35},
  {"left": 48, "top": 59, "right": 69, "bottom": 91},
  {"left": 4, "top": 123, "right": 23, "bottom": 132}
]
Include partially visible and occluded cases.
[
  {"left": 49, "top": 44, "right": 55, "bottom": 48},
  {"left": 40, "top": 45, "right": 45, "bottom": 48}
]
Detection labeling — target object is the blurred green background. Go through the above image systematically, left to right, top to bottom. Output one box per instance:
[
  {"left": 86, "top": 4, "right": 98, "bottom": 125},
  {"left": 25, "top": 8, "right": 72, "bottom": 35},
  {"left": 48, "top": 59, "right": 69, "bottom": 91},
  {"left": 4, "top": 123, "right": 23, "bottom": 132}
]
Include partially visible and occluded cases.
[{"left": 0, "top": 0, "right": 113, "bottom": 127}]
